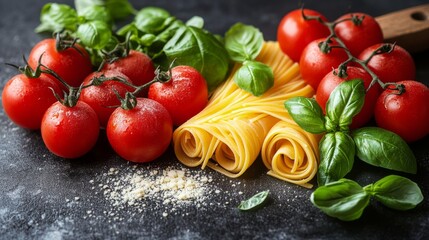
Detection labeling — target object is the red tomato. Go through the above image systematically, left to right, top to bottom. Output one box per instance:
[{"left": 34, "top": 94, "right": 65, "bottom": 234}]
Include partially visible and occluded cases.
[
  {"left": 277, "top": 9, "right": 330, "bottom": 62},
  {"left": 334, "top": 13, "right": 383, "bottom": 57},
  {"left": 28, "top": 38, "right": 93, "bottom": 88},
  {"left": 299, "top": 38, "right": 349, "bottom": 90},
  {"left": 358, "top": 43, "right": 416, "bottom": 83},
  {"left": 101, "top": 50, "right": 155, "bottom": 95},
  {"left": 148, "top": 65, "right": 208, "bottom": 126},
  {"left": 316, "top": 66, "right": 381, "bottom": 128},
  {"left": 80, "top": 70, "right": 135, "bottom": 128},
  {"left": 2, "top": 73, "right": 62, "bottom": 130},
  {"left": 375, "top": 80, "right": 429, "bottom": 142},
  {"left": 106, "top": 98, "right": 173, "bottom": 163},
  {"left": 41, "top": 101, "right": 100, "bottom": 158}
]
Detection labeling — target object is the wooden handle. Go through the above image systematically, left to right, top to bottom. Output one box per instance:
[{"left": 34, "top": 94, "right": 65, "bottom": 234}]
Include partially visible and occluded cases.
[{"left": 376, "top": 4, "right": 429, "bottom": 53}]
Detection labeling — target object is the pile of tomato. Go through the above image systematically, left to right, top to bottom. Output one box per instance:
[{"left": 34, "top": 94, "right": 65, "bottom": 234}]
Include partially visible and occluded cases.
[
  {"left": 277, "top": 9, "right": 429, "bottom": 142},
  {"left": 2, "top": 38, "right": 208, "bottom": 162}
]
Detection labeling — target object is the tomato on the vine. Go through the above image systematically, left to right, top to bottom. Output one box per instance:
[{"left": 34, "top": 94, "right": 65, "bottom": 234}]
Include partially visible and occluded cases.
[
  {"left": 277, "top": 9, "right": 330, "bottom": 62},
  {"left": 334, "top": 13, "right": 383, "bottom": 57},
  {"left": 28, "top": 38, "right": 93, "bottom": 88},
  {"left": 299, "top": 38, "right": 349, "bottom": 90},
  {"left": 358, "top": 43, "right": 416, "bottom": 83},
  {"left": 101, "top": 50, "right": 155, "bottom": 95},
  {"left": 148, "top": 65, "right": 208, "bottom": 126},
  {"left": 316, "top": 66, "right": 381, "bottom": 129},
  {"left": 80, "top": 70, "right": 135, "bottom": 128},
  {"left": 2, "top": 73, "right": 62, "bottom": 130},
  {"left": 375, "top": 80, "right": 429, "bottom": 142},
  {"left": 106, "top": 98, "right": 173, "bottom": 163},
  {"left": 41, "top": 101, "right": 100, "bottom": 159}
]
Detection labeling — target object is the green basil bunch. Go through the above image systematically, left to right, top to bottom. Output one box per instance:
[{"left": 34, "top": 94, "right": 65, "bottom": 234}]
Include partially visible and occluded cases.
[
  {"left": 224, "top": 23, "right": 274, "bottom": 96},
  {"left": 285, "top": 80, "right": 417, "bottom": 186},
  {"left": 311, "top": 175, "right": 423, "bottom": 221}
]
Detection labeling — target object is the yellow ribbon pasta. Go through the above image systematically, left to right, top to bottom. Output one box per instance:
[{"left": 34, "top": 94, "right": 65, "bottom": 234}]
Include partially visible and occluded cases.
[{"left": 173, "top": 41, "right": 319, "bottom": 186}]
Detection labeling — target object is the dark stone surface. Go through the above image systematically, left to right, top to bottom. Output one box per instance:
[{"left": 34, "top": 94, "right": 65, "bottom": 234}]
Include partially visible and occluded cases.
[{"left": 1, "top": 0, "right": 428, "bottom": 239}]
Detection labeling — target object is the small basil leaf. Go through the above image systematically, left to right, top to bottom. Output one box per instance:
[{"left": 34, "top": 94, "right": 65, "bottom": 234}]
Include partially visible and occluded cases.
[
  {"left": 75, "top": 0, "right": 103, "bottom": 14},
  {"left": 104, "top": 0, "right": 136, "bottom": 20},
  {"left": 36, "top": 3, "right": 79, "bottom": 33},
  {"left": 78, "top": 5, "right": 113, "bottom": 26},
  {"left": 134, "top": 7, "right": 172, "bottom": 34},
  {"left": 186, "top": 16, "right": 204, "bottom": 28},
  {"left": 76, "top": 21, "right": 112, "bottom": 49},
  {"left": 224, "top": 23, "right": 263, "bottom": 62},
  {"left": 163, "top": 26, "right": 230, "bottom": 92},
  {"left": 234, "top": 60, "right": 273, "bottom": 96},
  {"left": 325, "top": 79, "right": 365, "bottom": 131},
  {"left": 284, "top": 97, "right": 326, "bottom": 134},
  {"left": 352, "top": 127, "right": 417, "bottom": 174},
  {"left": 317, "top": 132, "right": 355, "bottom": 186},
  {"left": 364, "top": 175, "right": 424, "bottom": 210},
  {"left": 311, "top": 179, "right": 370, "bottom": 221},
  {"left": 238, "top": 190, "right": 269, "bottom": 211}
]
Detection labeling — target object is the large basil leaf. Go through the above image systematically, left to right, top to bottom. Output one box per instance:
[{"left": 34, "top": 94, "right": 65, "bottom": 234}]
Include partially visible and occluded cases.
[
  {"left": 104, "top": 0, "right": 136, "bottom": 20},
  {"left": 36, "top": 3, "right": 79, "bottom": 33},
  {"left": 78, "top": 5, "right": 112, "bottom": 25},
  {"left": 134, "top": 7, "right": 173, "bottom": 34},
  {"left": 76, "top": 20, "right": 112, "bottom": 49},
  {"left": 224, "top": 23, "right": 263, "bottom": 62},
  {"left": 163, "top": 26, "right": 230, "bottom": 92},
  {"left": 234, "top": 60, "right": 273, "bottom": 96},
  {"left": 325, "top": 79, "right": 365, "bottom": 131},
  {"left": 284, "top": 97, "right": 326, "bottom": 134},
  {"left": 352, "top": 127, "right": 417, "bottom": 174},
  {"left": 317, "top": 132, "right": 355, "bottom": 186},
  {"left": 364, "top": 175, "right": 423, "bottom": 210},
  {"left": 311, "top": 178, "right": 371, "bottom": 221}
]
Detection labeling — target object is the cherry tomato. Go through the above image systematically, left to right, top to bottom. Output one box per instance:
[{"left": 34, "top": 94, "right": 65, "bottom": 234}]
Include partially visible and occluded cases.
[
  {"left": 277, "top": 9, "right": 330, "bottom": 62},
  {"left": 334, "top": 13, "right": 383, "bottom": 57},
  {"left": 28, "top": 38, "right": 93, "bottom": 88},
  {"left": 299, "top": 38, "right": 349, "bottom": 90},
  {"left": 358, "top": 43, "right": 416, "bottom": 83},
  {"left": 101, "top": 50, "right": 155, "bottom": 95},
  {"left": 148, "top": 65, "right": 208, "bottom": 126},
  {"left": 316, "top": 66, "right": 381, "bottom": 129},
  {"left": 80, "top": 70, "right": 135, "bottom": 128},
  {"left": 2, "top": 73, "right": 62, "bottom": 130},
  {"left": 375, "top": 80, "right": 429, "bottom": 142},
  {"left": 106, "top": 98, "right": 173, "bottom": 163},
  {"left": 41, "top": 101, "right": 100, "bottom": 158}
]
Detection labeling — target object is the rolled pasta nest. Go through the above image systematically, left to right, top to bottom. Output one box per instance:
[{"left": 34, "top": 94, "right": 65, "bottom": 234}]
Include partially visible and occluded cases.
[{"left": 173, "top": 41, "right": 320, "bottom": 188}]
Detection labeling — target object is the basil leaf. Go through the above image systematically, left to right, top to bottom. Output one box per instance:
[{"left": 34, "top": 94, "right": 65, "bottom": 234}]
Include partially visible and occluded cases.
[
  {"left": 75, "top": 0, "right": 103, "bottom": 14},
  {"left": 104, "top": 0, "right": 136, "bottom": 20},
  {"left": 36, "top": 3, "right": 79, "bottom": 33},
  {"left": 78, "top": 5, "right": 112, "bottom": 25},
  {"left": 134, "top": 7, "right": 172, "bottom": 34},
  {"left": 186, "top": 16, "right": 204, "bottom": 28},
  {"left": 76, "top": 21, "right": 112, "bottom": 49},
  {"left": 225, "top": 23, "right": 263, "bottom": 62},
  {"left": 163, "top": 26, "right": 230, "bottom": 92},
  {"left": 234, "top": 60, "right": 273, "bottom": 96},
  {"left": 325, "top": 79, "right": 365, "bottom": 131},
  {"left": 284, "top": 97, "right": 326, "bottom": 134},
  {"left": 352, "top": 127, "right": 417, "bottom": 174},
  {"left": 317, "top": 132, "right": 355, "bottom": 186},
  {"left": 364, "top": 175, "right": 423, "bottom": 210},
  {"left": 311, "top": 179, "right": 370, "bottom": 221},
  {"left": 238, "top": 190, "right": 269, "bottom": 211}
]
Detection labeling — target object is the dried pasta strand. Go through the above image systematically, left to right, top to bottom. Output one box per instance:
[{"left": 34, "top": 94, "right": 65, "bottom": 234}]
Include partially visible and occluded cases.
[{"left": 173, "top": 41, "right": 319, "bottom": 186}]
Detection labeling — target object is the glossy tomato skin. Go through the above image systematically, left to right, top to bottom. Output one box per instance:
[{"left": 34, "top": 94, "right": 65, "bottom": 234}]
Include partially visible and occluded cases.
[
  {"left": 277, "top": 9, "right": 330, "bottom": 62},
  {"left": 334, "top": 13, "right": 383, "bottom": 57},
  {"left": 28, "top": 38, "right": 93, "bottom": 88},
  {"left": 299, "top": 38, "right": 349, "bottom": 90},
  {"left": 358, "top": 43, "right": 416, "bottom": 83},
  {"left": 102, "top": 50, "right": 155, "bottom": 95},
  {"left": 148, "top": 65, "right": 208, "bottom": 126},
  {"left": 316, "top": 66, "right": 381, "bottom": 129},
  {"left": 80, "top": 70, "right": 135, "bottom": 128},
  {"left": 2, "top": 73, "right": 62, "bottom": 130},
  {"left": 375, "top": 80, "right": 429, "bottom": 142},
  {"left": 106, "top": 98, "right": 173, "bottom": 163},
  {"left": 41, "top": 101, "right": 100, "bottom": 159}
]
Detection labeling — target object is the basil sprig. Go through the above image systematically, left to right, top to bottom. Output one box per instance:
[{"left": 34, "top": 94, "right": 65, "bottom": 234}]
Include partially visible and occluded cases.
[
  {"left": 224, "top": 23, "right": 274, "bottom": 96},
  {"left": 285, "top": 79, "right": 417, "bottom": 186},
  {"left": 311, "top": 175, "right": 423, "bottom": 221}
]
